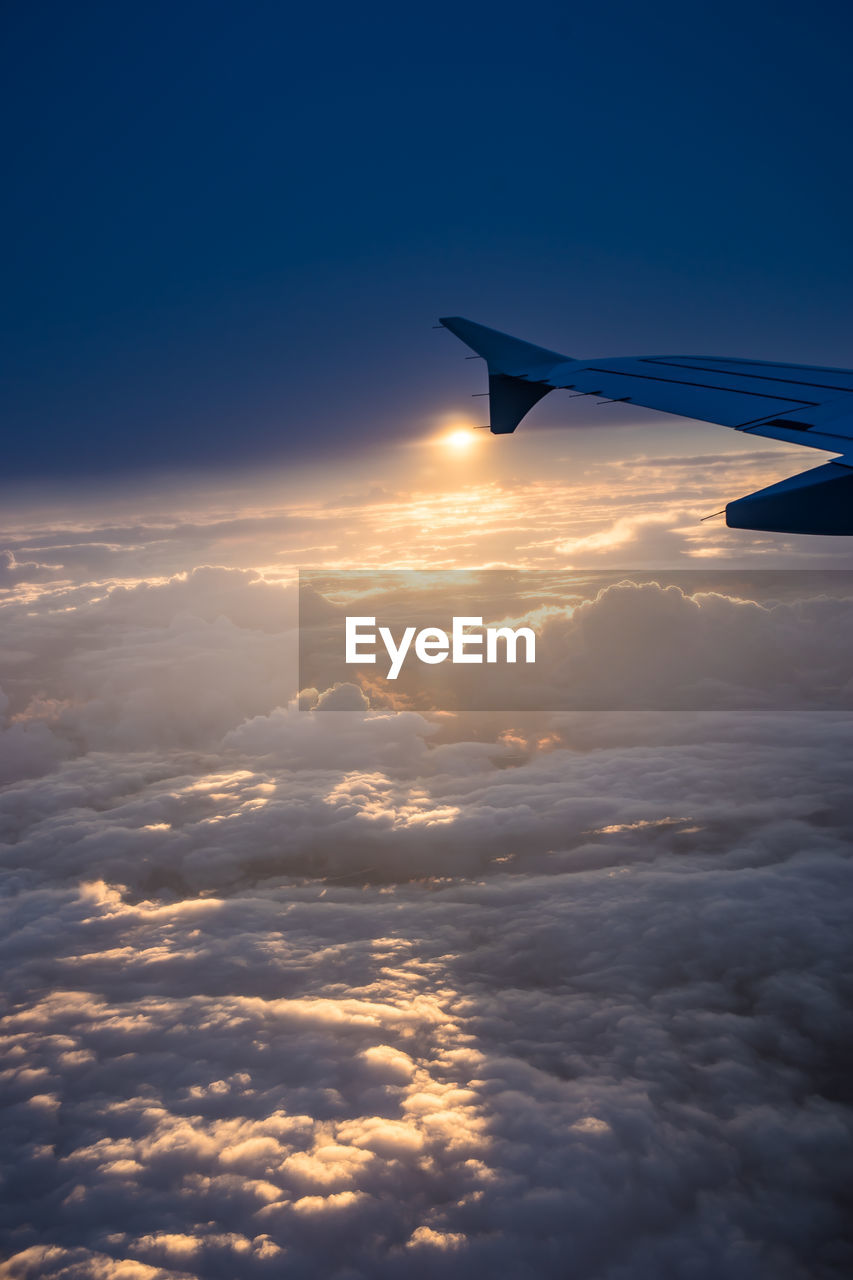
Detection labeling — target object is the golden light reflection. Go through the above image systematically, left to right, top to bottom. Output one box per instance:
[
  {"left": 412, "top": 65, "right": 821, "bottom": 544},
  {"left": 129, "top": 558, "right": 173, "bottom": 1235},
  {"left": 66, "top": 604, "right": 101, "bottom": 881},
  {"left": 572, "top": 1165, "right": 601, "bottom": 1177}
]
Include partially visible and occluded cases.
[{"left": 323, "top": 772, "right": 460, "bottom": 828}]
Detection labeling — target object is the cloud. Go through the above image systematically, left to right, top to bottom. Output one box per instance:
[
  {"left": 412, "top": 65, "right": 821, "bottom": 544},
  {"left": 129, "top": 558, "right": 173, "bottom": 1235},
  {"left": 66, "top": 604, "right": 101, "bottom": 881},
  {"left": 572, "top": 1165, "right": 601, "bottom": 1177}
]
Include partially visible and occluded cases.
[
  {"left": 614, "top": 450, "right": 802, "bottom": 470},
  {"left": 2, "top": 480, "right": 853, "bottom": 1277},
  {"left": 0, "top": 550, "right": 62, "bottom": 589},
  {"left": 536, "top": 579, "right": 853, "bottom": 709},
  {"left": 314, "top": 683, "right": 370, "bottom": 711},
  {"left": 2, "top": 750, "right": 853, "bottom": 1276}
]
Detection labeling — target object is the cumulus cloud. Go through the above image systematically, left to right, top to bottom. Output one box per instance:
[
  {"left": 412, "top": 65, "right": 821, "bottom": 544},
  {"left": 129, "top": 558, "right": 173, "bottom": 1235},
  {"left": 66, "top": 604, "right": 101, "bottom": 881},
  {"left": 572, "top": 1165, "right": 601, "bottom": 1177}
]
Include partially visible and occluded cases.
[
  {"left": 2, "top": 480, "right": 853, "bottom": 1278},
  {"left": 2, "top": 755, "right": 853, "bottom": 1277}
]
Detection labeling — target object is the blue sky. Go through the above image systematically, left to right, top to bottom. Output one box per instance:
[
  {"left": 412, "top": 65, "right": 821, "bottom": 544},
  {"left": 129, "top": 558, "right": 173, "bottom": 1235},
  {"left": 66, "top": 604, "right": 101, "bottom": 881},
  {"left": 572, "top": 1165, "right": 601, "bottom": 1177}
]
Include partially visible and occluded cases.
[{"left": 4, "top": 0, "right": 853, "bottom": 476}]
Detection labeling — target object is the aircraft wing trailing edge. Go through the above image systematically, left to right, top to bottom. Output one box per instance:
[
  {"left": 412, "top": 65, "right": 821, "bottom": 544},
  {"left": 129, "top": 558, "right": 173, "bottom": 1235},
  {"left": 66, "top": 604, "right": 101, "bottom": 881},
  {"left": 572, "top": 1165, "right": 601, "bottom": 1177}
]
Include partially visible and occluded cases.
[{"left": 439, "top": 315, "right": 853, "bottom": 534}]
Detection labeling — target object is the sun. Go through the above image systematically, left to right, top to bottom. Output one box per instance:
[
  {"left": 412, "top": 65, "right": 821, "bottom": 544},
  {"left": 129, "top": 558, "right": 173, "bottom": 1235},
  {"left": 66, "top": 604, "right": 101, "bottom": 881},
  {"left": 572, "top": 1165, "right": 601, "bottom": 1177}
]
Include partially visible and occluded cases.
[{"left": 443, "top": 427, "right": 479, "bottom": 454}]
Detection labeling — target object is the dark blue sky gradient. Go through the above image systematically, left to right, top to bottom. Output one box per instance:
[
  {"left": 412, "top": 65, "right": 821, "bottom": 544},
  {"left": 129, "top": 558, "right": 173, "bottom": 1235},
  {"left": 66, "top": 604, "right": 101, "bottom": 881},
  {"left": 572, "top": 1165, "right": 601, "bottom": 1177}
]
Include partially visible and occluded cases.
[{"left": 4, "top": 0, "right": 853, "bottom": 477}]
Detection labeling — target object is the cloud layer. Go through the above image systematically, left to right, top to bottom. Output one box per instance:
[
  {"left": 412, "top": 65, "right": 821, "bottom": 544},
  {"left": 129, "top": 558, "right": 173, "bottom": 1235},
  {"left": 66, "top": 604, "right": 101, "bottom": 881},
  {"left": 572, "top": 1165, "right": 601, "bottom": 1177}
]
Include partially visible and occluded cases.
[
  {"left": 2, "top": 479, "right": 853, "bottom": 1278},
  {"left": 3, "top": 721, "right": 853, "bottom": 1278}
]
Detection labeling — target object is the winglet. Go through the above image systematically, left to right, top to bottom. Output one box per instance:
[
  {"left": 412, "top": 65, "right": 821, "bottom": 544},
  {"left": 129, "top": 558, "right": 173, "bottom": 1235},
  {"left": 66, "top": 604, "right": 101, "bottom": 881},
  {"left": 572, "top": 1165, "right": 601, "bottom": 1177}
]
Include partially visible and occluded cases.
[
  {"left": 439, "top": 316, "right": 572, "bottom": 434},
  {"left": 438, "top": 317, "right": 570, "bottom": 376}
]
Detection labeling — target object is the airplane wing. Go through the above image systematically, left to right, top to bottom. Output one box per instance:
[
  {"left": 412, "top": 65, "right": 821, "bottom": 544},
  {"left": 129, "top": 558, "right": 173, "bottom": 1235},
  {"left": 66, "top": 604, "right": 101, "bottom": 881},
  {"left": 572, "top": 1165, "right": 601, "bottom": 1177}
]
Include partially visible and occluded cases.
[{"left": 439, "top": 315, "right": 853, "bottom": 534}]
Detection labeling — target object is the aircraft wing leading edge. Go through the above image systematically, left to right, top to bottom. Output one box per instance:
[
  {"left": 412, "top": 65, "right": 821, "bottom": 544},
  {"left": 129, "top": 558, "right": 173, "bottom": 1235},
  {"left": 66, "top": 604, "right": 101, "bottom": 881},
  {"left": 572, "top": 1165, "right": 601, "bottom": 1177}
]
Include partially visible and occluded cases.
[{"left": 439, "top": 315, "right": 853, "bottom": 534}]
